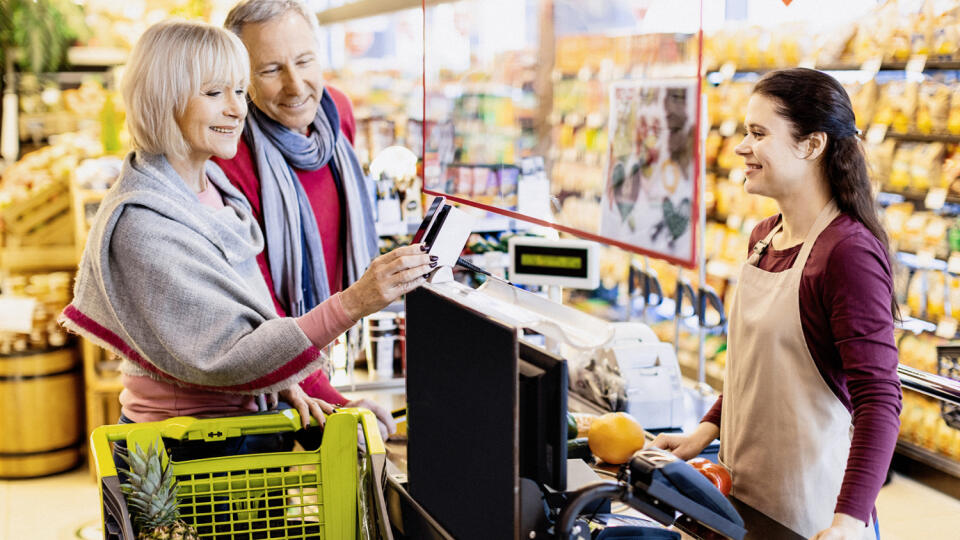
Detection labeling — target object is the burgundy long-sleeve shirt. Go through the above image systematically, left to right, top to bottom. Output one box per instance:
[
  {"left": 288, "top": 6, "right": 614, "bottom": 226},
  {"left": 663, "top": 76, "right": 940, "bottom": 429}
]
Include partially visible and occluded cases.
[
  {"left": 212, "top": 86, "right": 357, "bottom": 407},
  {"left": 703, "top": 212, "right": 902, "bottom": 524}
]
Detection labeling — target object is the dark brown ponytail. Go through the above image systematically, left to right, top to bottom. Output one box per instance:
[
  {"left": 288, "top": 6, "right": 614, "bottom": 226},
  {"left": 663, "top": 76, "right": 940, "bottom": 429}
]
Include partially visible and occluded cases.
[{"left": 753, "top": 68, "right": 897, "bottom": 318}]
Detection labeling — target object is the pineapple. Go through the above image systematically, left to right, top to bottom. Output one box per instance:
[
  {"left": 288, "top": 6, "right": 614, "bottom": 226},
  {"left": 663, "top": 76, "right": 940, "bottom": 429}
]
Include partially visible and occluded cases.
[{"left": 118, "top": 443, "right": 200, "bottom": 540}]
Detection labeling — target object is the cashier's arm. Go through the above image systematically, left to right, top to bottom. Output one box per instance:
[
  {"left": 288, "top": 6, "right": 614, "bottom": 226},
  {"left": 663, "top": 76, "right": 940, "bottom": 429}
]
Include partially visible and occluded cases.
[{"left": 649, "top": 421, "right": 719, "bottom": 461}]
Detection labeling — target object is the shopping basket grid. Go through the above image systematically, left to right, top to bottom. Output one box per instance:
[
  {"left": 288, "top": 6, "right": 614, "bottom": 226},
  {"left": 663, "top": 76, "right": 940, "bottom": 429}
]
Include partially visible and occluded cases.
[{"left": 90, "top": 408, "right": 385, "bottom": 540}]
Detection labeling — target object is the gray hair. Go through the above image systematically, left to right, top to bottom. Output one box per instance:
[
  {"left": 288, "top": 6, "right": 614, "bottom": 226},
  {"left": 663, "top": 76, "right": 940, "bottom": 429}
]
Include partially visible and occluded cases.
[
  {"left": 224, "top": 0, "right": 322, "bottom": 42},
  {"left": 122, "top": 20, "right": 249, "bottom": 161}
]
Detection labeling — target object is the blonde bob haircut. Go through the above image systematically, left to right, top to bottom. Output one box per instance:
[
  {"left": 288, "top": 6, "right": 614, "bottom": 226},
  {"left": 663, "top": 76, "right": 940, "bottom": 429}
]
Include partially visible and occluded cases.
[{"left": 122, "top": 20, "right": 250, "bottom": 161}]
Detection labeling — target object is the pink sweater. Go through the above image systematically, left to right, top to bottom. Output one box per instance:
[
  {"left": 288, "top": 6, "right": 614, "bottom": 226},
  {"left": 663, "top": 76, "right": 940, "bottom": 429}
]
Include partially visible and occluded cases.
[{"left": 119, "top": 182, "right": 356, "bottom": 422}]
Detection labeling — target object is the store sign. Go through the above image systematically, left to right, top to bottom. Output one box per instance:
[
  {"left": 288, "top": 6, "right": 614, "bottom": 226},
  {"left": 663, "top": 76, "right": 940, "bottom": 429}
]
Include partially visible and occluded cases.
[{"left": 600, "top": 79, "right": 699, "bottom": 267}]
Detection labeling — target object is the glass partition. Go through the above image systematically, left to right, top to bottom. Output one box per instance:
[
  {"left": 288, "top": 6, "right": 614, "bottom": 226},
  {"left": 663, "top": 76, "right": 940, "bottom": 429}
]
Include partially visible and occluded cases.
[{"left": 421, "top": 0, "right": 707, "bottom": 268}]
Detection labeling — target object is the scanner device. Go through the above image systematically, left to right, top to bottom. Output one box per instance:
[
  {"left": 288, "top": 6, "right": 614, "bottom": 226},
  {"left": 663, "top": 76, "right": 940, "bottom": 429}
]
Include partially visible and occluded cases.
[{"left": 412, "top": 196, "right": 477, "bottom": 283}]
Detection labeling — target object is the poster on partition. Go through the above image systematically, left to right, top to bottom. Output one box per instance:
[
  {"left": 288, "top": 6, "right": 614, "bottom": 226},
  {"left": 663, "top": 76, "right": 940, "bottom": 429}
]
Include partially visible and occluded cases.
[{"left": 600, "top": 79, "right": 698, "bottom": 266}]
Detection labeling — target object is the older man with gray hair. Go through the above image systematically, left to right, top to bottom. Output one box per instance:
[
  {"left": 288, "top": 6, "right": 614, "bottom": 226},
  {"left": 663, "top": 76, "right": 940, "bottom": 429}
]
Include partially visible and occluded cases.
[{"left": 214, "top": 0, "right": 399, "bottom": 439}]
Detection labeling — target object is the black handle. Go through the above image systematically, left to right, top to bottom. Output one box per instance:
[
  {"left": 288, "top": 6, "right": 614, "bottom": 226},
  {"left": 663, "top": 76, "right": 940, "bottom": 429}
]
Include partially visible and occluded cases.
[
  {"left": 644, "top": 269, "right": 664, "bottom": 307},
  {"left": 675, "top": 278, "right": 697, "bottom": 318},
  {"left": 698, "top": 285, "right": 727, "bottom": 329}
]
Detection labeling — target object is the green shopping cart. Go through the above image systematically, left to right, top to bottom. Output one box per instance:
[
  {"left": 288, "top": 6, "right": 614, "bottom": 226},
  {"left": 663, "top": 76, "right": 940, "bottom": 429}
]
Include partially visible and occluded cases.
[{"left": 90, "top": 408, "right": 389, "bottom": 540}]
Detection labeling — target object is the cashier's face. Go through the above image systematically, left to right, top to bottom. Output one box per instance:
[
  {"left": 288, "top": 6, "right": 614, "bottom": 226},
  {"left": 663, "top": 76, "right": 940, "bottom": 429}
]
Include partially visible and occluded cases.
[
  {"left": 240, "top": 11, "right": 323, "bottom": 135},
  {"left": 734, "top": 94, "right": 816, "bottom": 199}
]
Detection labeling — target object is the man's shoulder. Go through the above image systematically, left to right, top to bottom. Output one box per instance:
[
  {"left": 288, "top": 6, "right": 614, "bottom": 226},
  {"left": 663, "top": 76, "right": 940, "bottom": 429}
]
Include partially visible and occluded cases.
[
  {"left": 325, "top": 85, "right": 356, "bottom": 143},
  {"left": 212, "top": 136, "right": 261, "bottom": 200}
]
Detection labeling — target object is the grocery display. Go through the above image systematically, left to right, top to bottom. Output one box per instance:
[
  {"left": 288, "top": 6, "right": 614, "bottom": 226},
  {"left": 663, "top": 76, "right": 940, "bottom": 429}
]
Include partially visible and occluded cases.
[{"left": 2, "top": 1, "right": 960, "bottom": 537}]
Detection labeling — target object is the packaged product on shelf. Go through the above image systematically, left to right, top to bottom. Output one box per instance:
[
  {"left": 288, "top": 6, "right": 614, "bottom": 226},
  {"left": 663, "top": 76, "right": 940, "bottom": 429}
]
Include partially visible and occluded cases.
[
  {"left": 932, "top": 8, "right": 960, "bottom": 60},
  {"left": 847, "top": 80, "right": 878, "bottom": 130},
  {"left": 875, "top": 81, "right": 919, "bottom": 135},
  {"left": 916, "top": 81, "right": 951, "bottom": 134},
  {"left": 948, "top": 87, "right": 960, "bottom": 135},
  {"left": 867, "top": 138, "right": 897, "bottom": 185},
  {"left": 911, "top": 142, "right": 945, "bottom": 191},
  {"left": 888, "top": 144, "right": 917, "bottom": 191},
  {"left": 942, "top": 146, "right": 960, "bottom": 195},
  {"left": 499, "top": 166, "right": 520, "bottom": 209},
  {"left": 882, "top": 202, "right": 914, "bottom": 246},
  {"left": 0, "top": 271, "right": 72, "bottom": 353},
  {"left": 927, "top": 271, "right": 946, "bottom": 321},
  {"left": 949, "top": 276, "right": 960, "bottom": 320},
  {"left": 898, "top": 332, "right": 939, "bottom": 374}
]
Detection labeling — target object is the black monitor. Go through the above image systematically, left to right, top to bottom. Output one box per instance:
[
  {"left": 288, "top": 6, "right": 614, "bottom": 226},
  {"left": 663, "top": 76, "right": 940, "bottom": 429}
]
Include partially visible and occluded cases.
[
  {"left": 406, "top": 286, "right": 568, "bottom": 540},
  {"left": 518, "top": 342, "right": 568, "bottom": 491}
]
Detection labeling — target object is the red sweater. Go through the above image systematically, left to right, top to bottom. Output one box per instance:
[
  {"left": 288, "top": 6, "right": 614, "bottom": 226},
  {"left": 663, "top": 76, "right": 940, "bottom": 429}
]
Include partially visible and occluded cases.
[
  {"left": 212, "top": 86, "right": 358, "bottom": 406},
  {"left": 704, "top": 213, "right": 902, "bottom": 523}
]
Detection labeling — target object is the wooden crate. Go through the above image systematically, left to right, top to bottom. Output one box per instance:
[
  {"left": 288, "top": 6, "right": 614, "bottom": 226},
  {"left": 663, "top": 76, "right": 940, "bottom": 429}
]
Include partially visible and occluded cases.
[
  {"left": 0, "top": 178, "right": 77, "bottom": 272},
  {"left": 1, "top": 178, "right": 73, "bottom": 244}
]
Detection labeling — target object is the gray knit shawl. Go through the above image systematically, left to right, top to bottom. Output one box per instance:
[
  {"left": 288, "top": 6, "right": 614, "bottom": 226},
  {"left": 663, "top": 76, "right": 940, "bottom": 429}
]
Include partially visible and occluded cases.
[{"left": 60, "top": 151, "right": 326, "bottom": 394}]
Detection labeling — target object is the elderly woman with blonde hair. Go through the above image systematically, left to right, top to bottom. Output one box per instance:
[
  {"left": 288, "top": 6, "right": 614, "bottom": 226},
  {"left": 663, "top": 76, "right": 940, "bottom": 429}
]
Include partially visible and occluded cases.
[{"left": 61, "top": 20, "right": 432, "bottom": 454}]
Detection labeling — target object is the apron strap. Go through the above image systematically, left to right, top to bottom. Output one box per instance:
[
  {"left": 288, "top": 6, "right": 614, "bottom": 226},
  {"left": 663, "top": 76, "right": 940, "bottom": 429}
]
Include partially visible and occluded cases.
[{"left": 747, "top": 222, "right": 783, "bottom": 266}]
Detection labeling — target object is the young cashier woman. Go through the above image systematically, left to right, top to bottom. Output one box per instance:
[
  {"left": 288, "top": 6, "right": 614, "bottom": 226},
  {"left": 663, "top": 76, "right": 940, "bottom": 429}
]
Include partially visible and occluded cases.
[{"left": 652, "top": 68, "right": 901, "bottom": 540}]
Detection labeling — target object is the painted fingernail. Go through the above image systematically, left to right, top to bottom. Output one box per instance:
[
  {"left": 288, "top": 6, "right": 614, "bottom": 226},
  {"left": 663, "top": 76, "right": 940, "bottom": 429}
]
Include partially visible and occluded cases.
[
  {"left": 419, "top": 244, "right": 428, "bottom": 252},
  {"left": 430, "top": 255, "right": 438, "bottom": 262},
  {"left": 429, "top": 261, "right": 438, "bottom": 268},
  {"left": 423, "top": 273, "right": 431, "bottom": 279}
]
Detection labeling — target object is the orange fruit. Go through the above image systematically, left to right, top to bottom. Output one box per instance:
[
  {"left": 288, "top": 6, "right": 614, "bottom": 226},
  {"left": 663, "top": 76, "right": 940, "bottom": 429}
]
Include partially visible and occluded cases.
[{"left": 587, "top": 412, "right": 646, "bottom": 464}]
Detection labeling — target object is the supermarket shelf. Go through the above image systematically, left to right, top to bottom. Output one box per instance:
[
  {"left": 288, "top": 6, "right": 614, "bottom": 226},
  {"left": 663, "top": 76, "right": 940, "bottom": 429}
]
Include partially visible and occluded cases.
[
  {"left": 315, "top": 0, "right": 458, "bottom": 25},
  {"left": 66, "top": 47, "right": 127, "bottom": 67},
  {"left": 708, "top": 60, "right": 960, "bottom": 77},
  {"left": 884, "top": 131, "right": 960, "bottom": 144},
  {"left": 877, "top": 189, "right": 960, "bottom": 214},
  {"left": 0, "top": 245, "right": 76, "bottom": 272},
  {"left": 895, "top": 439, "right": 960, "bottom": 478}
]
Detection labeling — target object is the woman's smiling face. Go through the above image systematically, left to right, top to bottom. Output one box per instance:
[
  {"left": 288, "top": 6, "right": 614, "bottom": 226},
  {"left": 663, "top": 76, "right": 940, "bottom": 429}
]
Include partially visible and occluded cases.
[{"left": 735, "top": 93, "right": 815, "bottom": 200}]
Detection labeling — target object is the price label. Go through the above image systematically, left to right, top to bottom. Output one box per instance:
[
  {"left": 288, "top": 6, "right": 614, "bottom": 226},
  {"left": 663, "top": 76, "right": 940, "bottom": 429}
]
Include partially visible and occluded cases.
[
  {"left": 906, "top": 54, "right": 927, "bottom": 74},
  {"left": 861, "top": 57, "right": 883, "bottom": 76},
  {"left": 719, "top": 61, "right": 737, "bottom": 82},
  {"left": 719, "top": 118, "right": 739, "bottom": 137},
  {"left": 865, "top": 123, "right": 888, "bottom": 145},
  {"left": 728, "top": 168, "right": 746, "bottom": 185},
  {"left": 925, "top": 187, "right": 948, "bottom": 210},
  {"left": 917, "top": 249, "right": 937, "bottom": 268},
  {"left": 948, "top": 253, "right": 960, "bottom": 274},
  {"left": 0, "top": 296, "right": 36, "bottom": 333},
  {"left": 936, "top": 316, "right": 958, "bottom": 339}
]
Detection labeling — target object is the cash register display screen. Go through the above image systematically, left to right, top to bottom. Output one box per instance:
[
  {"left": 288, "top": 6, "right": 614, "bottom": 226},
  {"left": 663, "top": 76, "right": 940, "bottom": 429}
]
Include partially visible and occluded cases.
[{"left": 514, "top": 245, "right": 589, "bottom": 278}]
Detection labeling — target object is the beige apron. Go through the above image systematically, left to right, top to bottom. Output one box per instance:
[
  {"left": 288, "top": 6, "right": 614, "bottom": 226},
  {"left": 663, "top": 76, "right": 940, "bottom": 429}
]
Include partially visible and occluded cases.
[{"left": 719, "top": 200, "right": 876, "bottom": 539}]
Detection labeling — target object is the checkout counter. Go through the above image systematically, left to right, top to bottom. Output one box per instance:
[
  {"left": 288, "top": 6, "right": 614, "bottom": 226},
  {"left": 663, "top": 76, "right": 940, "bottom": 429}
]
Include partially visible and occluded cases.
[
  {"left": 345, "top": 202, "right": 960, "bottom": 539},
  {"left": 342, "top": 275, "right": 805, "bottom": 540}
]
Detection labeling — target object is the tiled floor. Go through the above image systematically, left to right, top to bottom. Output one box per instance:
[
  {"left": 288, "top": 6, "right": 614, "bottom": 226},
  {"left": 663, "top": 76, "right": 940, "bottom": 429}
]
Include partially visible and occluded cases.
[{"left": 2, "top": 466, "right": 960, "bottom": 540}]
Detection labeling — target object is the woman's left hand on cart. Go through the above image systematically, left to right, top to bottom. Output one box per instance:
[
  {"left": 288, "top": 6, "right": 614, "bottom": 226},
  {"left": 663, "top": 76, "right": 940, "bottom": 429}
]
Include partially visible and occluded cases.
[{"left": 278, "top": 384, "right": 336, "bottom": 429}]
